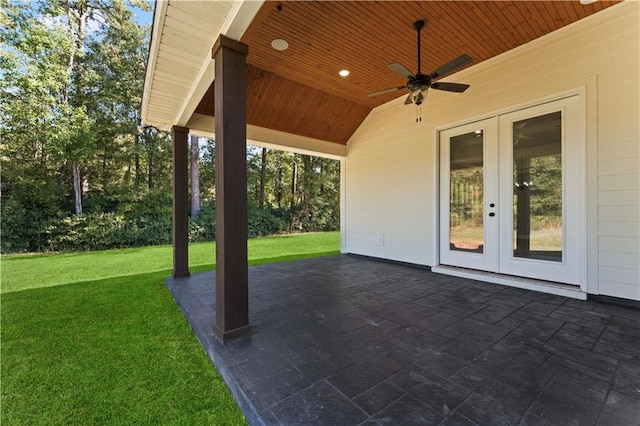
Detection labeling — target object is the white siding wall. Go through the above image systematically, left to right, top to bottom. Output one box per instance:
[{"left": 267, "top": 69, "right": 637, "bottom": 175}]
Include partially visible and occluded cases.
[{"left": 344, "top": 1, "right": 639, "bottom": 300}]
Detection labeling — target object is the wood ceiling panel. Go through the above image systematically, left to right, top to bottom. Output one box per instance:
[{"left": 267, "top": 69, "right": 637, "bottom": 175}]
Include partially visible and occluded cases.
[
  {"left": 192, "top": 0, "right": 620, "bottom": 145},
  {"left": 239, "top": 1, "right": 619, "bottom": 107},
  {"left": 194, "top": 65, "right": 371, "bottom": 144}
]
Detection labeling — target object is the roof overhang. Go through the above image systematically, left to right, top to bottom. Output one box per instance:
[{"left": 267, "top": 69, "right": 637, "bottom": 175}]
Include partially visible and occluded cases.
[
  {"left": 141, "top": 0, "right": 263, "bottom": 130},
  {"left": 142, "top": 0, "right": 621, "bottom": 158}
]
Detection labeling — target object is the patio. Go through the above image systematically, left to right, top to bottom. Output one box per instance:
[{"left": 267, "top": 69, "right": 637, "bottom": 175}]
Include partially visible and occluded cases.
[{"left": 167, "top": 255, "right": 640, "bottom": 425}]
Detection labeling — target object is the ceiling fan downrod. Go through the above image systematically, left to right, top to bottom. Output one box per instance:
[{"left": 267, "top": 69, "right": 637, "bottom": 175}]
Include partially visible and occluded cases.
[{"left": 414, "top": 20, "right": 425, "bottom": 75}]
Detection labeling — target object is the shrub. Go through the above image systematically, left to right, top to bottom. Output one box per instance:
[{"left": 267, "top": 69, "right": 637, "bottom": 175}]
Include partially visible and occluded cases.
[
  {"left": 189, "top": 202, "right": 216, "bottom": 242},
  {"left": 247, "top": 206, "right": 285, "bottom": 237}
]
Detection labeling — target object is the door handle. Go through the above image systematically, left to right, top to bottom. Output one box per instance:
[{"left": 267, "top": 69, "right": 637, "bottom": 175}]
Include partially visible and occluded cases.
[
  {"left": 490, "top": 203, "right": 495, "bottom": 208},
  {"left": 489, "top": 212, "right": 495, "bottom": 217}
]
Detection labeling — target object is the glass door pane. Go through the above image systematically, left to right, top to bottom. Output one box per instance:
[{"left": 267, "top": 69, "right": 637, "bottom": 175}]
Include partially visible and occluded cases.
[
  {"left": 498, "top": 94, "right": 582, "bottom": 285},
  {"left": 512, "top": 112, "right": 562, "bottom": 262},
  {"left": 440, "top": 117, "right": 498, "bottom": 273},
  {"left": 450, "top": 130, "right": 484, "bottom": 253}
]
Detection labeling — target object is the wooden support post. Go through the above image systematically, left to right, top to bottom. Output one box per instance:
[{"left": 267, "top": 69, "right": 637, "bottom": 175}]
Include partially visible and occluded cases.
[
  {"left": 212, "top": 35, "right": 250, "bottom": 343},
  {"left": 172, "top": 125, "right": 190, "bottom": 279}
]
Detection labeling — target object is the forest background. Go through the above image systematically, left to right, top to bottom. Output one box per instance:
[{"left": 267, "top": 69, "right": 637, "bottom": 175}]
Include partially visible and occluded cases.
[{"left": 0, "top": 0, "right": 341, "bottom": 254}]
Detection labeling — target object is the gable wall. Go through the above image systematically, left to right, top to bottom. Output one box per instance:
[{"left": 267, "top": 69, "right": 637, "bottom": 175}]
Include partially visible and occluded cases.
[{"left": 343, "top": 1, "right": 639, "bottom": 300}]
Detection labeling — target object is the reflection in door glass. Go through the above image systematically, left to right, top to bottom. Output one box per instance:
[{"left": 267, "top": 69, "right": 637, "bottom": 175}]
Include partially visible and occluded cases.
[
  {"left": 512, "top": 111, "right": 562, "bottom": 262},
  {"left": 450, "top": 130, "right": 484, "bottom": 253}
]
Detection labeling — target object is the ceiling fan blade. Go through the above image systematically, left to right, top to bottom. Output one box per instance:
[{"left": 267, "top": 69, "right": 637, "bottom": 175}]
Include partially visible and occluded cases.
[
  {"left": 429, "top": 54, "right": 473, "bottom": 80},
  {"left": 388, "top": 62, "right": 414, "bottom": 78},
  {"left": 430, "top": 82, "right": 470, "bottom": 93},
  {"left": 367, "top": 86, "right": 405, "bottom": 97},
  {"left": 404, "top": 94, "right": 414, "bottom": 105}
]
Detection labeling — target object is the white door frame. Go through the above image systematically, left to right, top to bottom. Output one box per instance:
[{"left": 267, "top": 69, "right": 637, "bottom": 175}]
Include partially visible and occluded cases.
[
  {"left": 437, "top": 92, "right": 586, "bottom": 286},
  {"left": 497, "top": 95, "right": 584, "bottom": 284},
  {"left": 439, "top": 117, "right": 499, "bottom": 272}
]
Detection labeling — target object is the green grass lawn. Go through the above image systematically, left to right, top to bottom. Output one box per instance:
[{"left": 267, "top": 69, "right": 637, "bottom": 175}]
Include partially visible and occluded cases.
[
  {"left": 1, "top": 232, "right": 340, "bottom": 425},
  {"left": 1, "top": 232, "right": 340, "bottom": 293}
]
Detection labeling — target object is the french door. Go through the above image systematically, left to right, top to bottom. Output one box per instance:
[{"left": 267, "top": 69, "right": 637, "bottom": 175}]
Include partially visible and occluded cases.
[{"left": 439, "top": 96, "right": 583, "bottom": 285}]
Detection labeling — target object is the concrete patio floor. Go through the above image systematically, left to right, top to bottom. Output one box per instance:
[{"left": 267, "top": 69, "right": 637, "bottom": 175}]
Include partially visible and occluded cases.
[{"left": 167, "top": 255, "right": 640, "bottom": 425}]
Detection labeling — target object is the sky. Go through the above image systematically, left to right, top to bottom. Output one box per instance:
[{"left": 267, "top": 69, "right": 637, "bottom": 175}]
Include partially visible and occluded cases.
[{"left": 132, "top": 0, "right": 154, "bottom": 27}]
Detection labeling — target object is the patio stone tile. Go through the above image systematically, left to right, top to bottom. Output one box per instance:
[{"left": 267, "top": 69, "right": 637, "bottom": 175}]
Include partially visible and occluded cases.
[
  {"left": 166, "top": 254, "right": 640, "bottom": 425},
  {"left": 394, "top": 284, "right": 440, "bottom": 300},
  {"left": 486, "top": 294, "right": 531, "bottom": 310},
  {"left": 445, "top": 301, "right": 489, "bottom": 316},
  {"left": 378, "top": 302, "right": 435, "bottom": 326},
  {"left": 594, "top": 302, "right": 640, "bottom": 321},
  {"left": 438, "top": 303, "right": 486, "bottom": 318},
  {"left": 548, "top": 304, "right": 612, "bottom": 328},
  {"left": 470, "top": 305, "right": 516, "bottom": 324},
  {"left": 415, "top": 311, "right": 467, "bottom": 332},
  {"left": 495, "top": 315, "right": 526, "bottom": 330},
  {"left": 606, "top": 315, "right": 640, "bottom": 335},
  {"left": 437, "top": 318, "right": 513, "bottom": 342},
  {"left": 506, "top": 319, "right": 563, "bottom": 348},
  {"left": 552, "top": 321, "right": 603, "bottom": 350},
  {"left": 388, "top": 327, "right": 450, "bottom": 357},
  {"left": 593, "top": 328, "right": 640, "bottom": 361},
  {"left": 440, "top": 333, "right": 497, "bottom": 361},
  {"left": 490, "top": 338, "right": 551, "bottom": 365},
  {"left": 543, "top": 339, "right": 619, "bottom": 380},
  {"left": 319, "top": 343, "right": 385, "bottom": 371},
  {"left": 285, "top": 347, "right": 340, "bottom": 382},
  {"left": 368, "top": 348, "right": 415, "bottom": 374},
  {"left": 467, "top": 349, "right": 552, "bottom": 391},
  {"left": 414, "top": 350, "right": 469, "bottom": 377},
  {"left": 234, "top": 351, "right": 296, "bottom": 382},
  {"left": 546, "top": 354, "right": 615, "bottom": 383},
  {"left": 539, "top": 360, "right": 611, "bottom": 397},
  {"left": 612, "top": 360, "right": 640, "bottom": 400},
  {"left": 326, "top": 361, "right": 385, "bottom": 396},
  {"left": 388, "top": 363, "right": 450, "bottom": 391},
  {"left": 450, "top": 366, "right": 540, "bottom": 415},
  {"left": 242, "top": 367, "right": 311, "bottom": 411},
  {"left": 543, "top": 374, "right": 607, "bottom": 403},
  {"left": 352, "top": 379, "right": 405, "bottom": 415},
  {"left": 405, "top": 379, "right": 471, "bottom": 416},
  {"left": 271, "top": 380, "right": 368, "bottom": 426},
  {"left": 526, "top": 389, "right": 600, "bottom": 426},
  {"left": 597, "top": 391, "right": 640, "bottom": 425},
  {"left": 456, "top": 393, "right": 523, "bottom": 426},
  {"left": 374, "top": 394, "right": 444, "bottom": 425},
  {"left": 257, "top": 409, "right": 279, "bottom": 426},
  {"left": 440, "top": 411, "right": 478, "bottom": 425},
  {"left": 519, "top": 411, "right": 556, "bottom": 426},
  {"left": 358, "top": 420, "right": 381, "bottom": 426}
]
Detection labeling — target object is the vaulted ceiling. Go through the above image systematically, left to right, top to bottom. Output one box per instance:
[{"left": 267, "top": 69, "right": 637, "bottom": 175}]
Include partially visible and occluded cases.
[{"left": 191, "top": 1, "right": 620, "bottom": 145}]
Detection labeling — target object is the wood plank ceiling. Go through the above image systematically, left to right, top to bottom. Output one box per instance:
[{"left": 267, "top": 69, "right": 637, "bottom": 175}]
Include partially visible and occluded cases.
[{"left": 194, "top": 0, "right": 620, "bottom": 145}]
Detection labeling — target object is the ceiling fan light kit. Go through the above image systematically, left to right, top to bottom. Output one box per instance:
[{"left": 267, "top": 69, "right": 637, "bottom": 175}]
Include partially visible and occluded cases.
[{"left": 368, "top": 19, "right": 473, "bottom": 121}]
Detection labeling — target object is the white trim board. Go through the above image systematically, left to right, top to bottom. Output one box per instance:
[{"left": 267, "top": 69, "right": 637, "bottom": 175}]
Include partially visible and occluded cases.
[{"left": 431, "top": 265, "right": 588, "bottom": 300}]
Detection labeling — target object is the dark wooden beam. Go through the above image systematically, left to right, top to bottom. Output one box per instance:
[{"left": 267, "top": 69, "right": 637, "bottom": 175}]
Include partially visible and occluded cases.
[
  {"left": 212, "top": 35, "right": 251, "bottom": 343},
  {"left": 171, "top": 125, "right": 190, "bottom": 279}
]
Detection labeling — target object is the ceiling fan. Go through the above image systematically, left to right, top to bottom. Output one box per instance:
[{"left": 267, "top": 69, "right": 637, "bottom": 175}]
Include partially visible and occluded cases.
[{"left": 368, "top": 20, "right": 472, "bottom": 107}]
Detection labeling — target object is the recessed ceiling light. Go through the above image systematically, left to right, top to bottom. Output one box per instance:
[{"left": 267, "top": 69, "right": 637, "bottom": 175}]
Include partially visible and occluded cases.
[
  {"left": 579, "top": 0, "right": 598, "bottom": 4},
  {"left": 271, "top": 39, "right": 289, "bottom": 51},
  {"left": 339, "top": 69, "right": 350, "bottom": 77}
]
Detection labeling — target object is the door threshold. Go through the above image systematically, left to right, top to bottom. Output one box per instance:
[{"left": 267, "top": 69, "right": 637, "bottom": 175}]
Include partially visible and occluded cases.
[{"left": 432, "top": 265, "right": 587, "bottom": 300}]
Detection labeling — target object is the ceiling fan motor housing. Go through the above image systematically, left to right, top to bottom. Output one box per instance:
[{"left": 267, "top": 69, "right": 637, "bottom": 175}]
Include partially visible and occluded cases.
[{"left": 408, "top": 73, "right": 431, "bottom": 105}]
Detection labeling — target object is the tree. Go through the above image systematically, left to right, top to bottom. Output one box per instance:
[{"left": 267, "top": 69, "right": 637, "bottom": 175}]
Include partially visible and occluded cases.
[
  {"left": 1, "top": 0, "right": 153, "bottom": 251},
  {"left": 1, "top": 1, "right": 342, "bottom": 253},
  {"left": 258, "top": 147, "right": 267, "bottom": 209}
]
